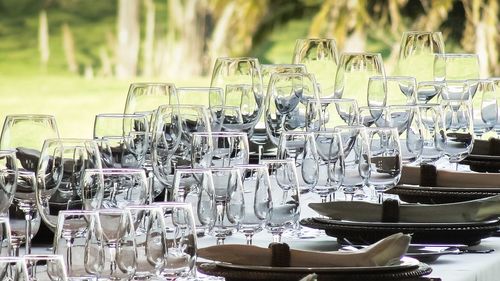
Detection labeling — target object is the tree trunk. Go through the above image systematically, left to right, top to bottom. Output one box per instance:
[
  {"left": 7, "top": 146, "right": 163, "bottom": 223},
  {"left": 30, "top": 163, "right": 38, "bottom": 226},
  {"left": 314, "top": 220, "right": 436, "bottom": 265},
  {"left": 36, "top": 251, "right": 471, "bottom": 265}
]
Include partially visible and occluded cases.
[
  {"left": 115, "top": 0, "right": 140, "bottom": 79},
  {"left": 142, "top": 0, "right": 155, "bottom": 77},
  {"left": 38, "top": 10, "right": 50, "bottom": 70},
  {"left": 62, "top": 23, "right": 78, "bottom": 74}
]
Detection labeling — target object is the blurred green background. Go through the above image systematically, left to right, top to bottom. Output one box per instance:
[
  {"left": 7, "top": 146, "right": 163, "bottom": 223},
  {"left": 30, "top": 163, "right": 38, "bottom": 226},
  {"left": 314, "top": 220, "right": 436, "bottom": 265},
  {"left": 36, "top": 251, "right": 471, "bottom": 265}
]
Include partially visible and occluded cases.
[{"left": 0, "top": 0, "right": 498, "bottom": 137}]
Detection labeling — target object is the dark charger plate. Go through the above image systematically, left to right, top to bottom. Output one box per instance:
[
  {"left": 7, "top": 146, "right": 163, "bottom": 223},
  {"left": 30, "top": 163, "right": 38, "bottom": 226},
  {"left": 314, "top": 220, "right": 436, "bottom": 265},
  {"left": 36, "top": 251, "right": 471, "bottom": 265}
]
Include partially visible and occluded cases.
[
  {"left": 385, "top": 184, "right": 500, "bottom": 204},
  {"left": 300, "top": 217, "right": 500, "bottom": 246}
]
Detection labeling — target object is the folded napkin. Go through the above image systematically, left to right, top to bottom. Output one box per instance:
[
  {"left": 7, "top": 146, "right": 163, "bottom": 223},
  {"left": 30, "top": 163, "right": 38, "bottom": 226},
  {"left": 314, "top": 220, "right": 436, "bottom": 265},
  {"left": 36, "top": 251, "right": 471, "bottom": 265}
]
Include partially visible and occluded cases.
[
  {"left": 399, "top": 165, "right": 500, "bottom": 188},
  {"left": 309, "top": 194, "right": 500, "bottom": 223},
  {"left": 198, "top": 233, "right": 410, "bottom": 267}
]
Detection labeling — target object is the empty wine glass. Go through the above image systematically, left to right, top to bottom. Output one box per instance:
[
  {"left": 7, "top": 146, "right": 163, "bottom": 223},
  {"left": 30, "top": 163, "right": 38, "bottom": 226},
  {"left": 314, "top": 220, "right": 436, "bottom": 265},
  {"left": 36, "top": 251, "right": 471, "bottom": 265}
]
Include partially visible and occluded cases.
[
  {"left": 396, "top": 31, "right": 444, "bottom": 83},
  {"left": 292, "top": 38, "right": 339, "bottom": 96},
  {"left": 333, "top": 52, "right": 385, "bottom": 107},
  {"left": 434, "top": 53, "right": 480, "bottom": 82},
  {"left": 210, "top": 57, "right": 263, "bottom": 134},
  {"left": 265, "top": 72, "right": 321, "bottom": 146},
  {"left": 368, "top": 76, "right": 417, "bottom": 107},
  {"left": 468, "top": 79, "right": 497, "bottom": 139},
  {"left": 440, "top": 80, "right": 471, "bottom": 101},
  {"left": 416, "top": 81, "right": 445, "bottom": 104},
  {"left": 124, "top": 83, "right": 178, "bottom": 124},
  {"left": 177, "top": 87, "right": 224, "bottom": 108},
  {"left": 306, "top": 98, "right": 359, "bottom": 131},
  {"left": 438, "top": 99, "right": 474, "bottom": 166},
  {"left": 417, "top": 104, "right": 444, "bottom": 163},
  {"left": 209, "top": 105, "right": 244, "bottom": 132},
  {"left": 385, "top": 105, "right": 424, "bottom": 164},
  {"left": 359, "top": 106, "right": 388, "bottom": 128},
  {"left": 93, "top": 113, "right": 149, "bottom": 140},
  {"left": 333, "top": 125, "right": 370, "bottom": 200},
  {"left": 366, "top": 127, "right": 402, "bottom": 202},
  {"left": 277, "top": 131, "right": 319, "bottom": 194},
  {"left": 312, "top": 131, "right": 344, "bottom": 202},
  {"left": 191, "top": 132, "right": 250, "bottom": 169},
  {"left": 36, "top": 138, "right": 102, "bottom": 232},
  {"left": 0, "top": 150, "right": 17, "bottom": 216},
  {"left": 261, "top": 159, "right": 300, "bottom": 243},
  {"left": 234, "top": 164, "right": 272, "bottom": 245},
  {"left": 208, "top": 167, "right": 244, "bottom": 245},
  {"left": 81, "top": 168, "right": 149, "bottom": 210},
  {"left": 170, "top": 168, "right": 216, "bottom": 236},
  {"left": 152, "top": 202, "right": 197, "bottom": 278},
  {"left": 53, "top": 210, "right": 98, "bottom": 278},
  {"left": 0, "top": 218, "right": 12, "bottom": 258},
  {"left": 24, "top": 254, "right": 68, "bottom": 281},
  {"left": 0, "top": 257, "right": 29, "bottom": 280}
]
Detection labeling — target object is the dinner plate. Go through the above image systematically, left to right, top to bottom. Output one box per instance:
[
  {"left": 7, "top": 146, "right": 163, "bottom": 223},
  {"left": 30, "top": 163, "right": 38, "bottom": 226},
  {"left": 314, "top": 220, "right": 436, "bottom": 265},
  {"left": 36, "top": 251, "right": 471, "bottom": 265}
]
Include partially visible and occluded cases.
[
  {"left": 386, "top": 184, "right": 500, "bottom": 204},
  {"left": 300, "top": 217, "right": 500, "bottom": 246},
  {"left": 214, "top": 256, "right": 419, "bottom": 273}
]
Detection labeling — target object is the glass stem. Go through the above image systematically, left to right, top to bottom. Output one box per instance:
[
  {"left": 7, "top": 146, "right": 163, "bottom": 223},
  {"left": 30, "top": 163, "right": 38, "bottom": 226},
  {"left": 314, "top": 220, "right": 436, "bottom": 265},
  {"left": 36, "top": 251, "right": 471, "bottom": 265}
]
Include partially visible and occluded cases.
[
  {"left": 320, "top": 195, "right": 327, "bottom": 203},
  {"left": 24, "top": 209, "right": 35, "bottom": 255},
  {"left": 272, "top": 232, "right": 282, "bottom": 243},
  {"left": 245, "top": 234, "right": 253, "bottom": 245},
  {"left": 216, "top": 237, "right": 225, "bottom": 245},
  {"left": 66, "top": 238, "right": 74, "bottom": 275}
]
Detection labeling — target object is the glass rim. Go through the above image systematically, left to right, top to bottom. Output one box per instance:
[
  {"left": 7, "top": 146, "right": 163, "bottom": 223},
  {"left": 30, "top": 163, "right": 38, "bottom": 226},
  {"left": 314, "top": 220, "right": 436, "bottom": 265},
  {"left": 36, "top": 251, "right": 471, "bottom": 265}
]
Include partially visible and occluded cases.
[
  {"left": 402, "top": 30, "right": 443, "bottom": 35},
  {"left": 295, "top": 38, "right": 337, "bottom": 43},
  {"left": 340, "top": 52, "right": 382, "bottom": 57},
  {"left": 435, "top": 53, "right": 479, "bottom": 58},
  {"left": 215, "top": 56, "right": 259, "bottom": 63},
  {"left": 261, "top": 63, "right": 306, "bottom": 68},
  {"left": 418, "top": 80, "right": 445, "bottom": 86},
  {"left": 129, "top": 82, "right": 176, "bottom": 87},
  {"left": 176, "top": 86, "right": 223, "bottom": 92},
  {"left": 315, "top": 97, "right": 357, "bottom": 104},
  {"left": 417, "top": 103, "right": 440, "bottom": 107},
  {"left": 158, "top": 104, "right": 208, "bottom": 110},
  {"left": 358, "top": 105, "right": 387, "bottom": 109},
  {"left": 95, "top": 113, "right": 149, "bottom": 118},
  {"left": 4, "top": 114, "right": 56, "bottom": 120},
  {"left": 365, "top": 126, "right": 399, "bottom": 132},
  {"left": 191, "top": 131, "right": 248, "bottom": 137},
  {"left": 280, "top": 131, "right": 315, "bottom": 137},
  {"left": 43, "top": 138, "right": 96, "bottom": 144},
  {"left": 259, "top": 158, "right": 295, "bottom": 165},
  {"left": 234, "top": 163, "right": 268, "bottom": 169},
  {"left": 174, "top": 167, "right": 211, "bottom": 174},
  {"left": 208, "top": 167, "right": 241, "bottom": 172},
  {"left": 83, "top": 168, "right": 146, "bottom": 175},
  {"left": 152, "top": 201, "right": 193, "bottom": 209},
  {"left": 125, "top": 204, "right": 159, "bottom": 210},
  {"left": 58, "top": 209, "right": 96, "bottom": 216},
  {"left": 24, "top": 254, "right": 65, "bottom": 260}
]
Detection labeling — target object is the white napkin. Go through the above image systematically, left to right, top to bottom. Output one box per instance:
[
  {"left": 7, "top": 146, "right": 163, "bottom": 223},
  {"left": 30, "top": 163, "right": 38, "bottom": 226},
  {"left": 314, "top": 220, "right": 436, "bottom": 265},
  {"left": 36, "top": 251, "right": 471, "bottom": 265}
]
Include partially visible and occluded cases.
[{"left": 198, "top": 233, "right": 411, "bottom": 267}]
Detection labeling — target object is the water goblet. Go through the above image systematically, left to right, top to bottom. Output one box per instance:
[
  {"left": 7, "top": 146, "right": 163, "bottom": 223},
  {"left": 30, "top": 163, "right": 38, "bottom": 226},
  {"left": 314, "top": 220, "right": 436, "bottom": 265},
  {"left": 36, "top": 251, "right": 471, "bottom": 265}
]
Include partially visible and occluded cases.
[
  {"left": 396, "top": 31, "right": 444, "bottom": 83},
  {"left": 292, "top": 38, "right": 339, "bottom": 96},
  {"left": 333, "top": 52, "right": 385, "bottom": 107},
  {"left": 368, "top": 76, "right": 417, "bottom": 107},
  {"left": 124, "top": 83, "right": 178, "bottom": 124},
  {"left": 306, "top": 98, "right": 359, "bottom": 131},
  {"left": 417, "top": 104, "right": 444, "bottom": 164},
  {"left": 385, "top": 105, "right": 424, "bottom": 164},
  {"left": 93, "top": 113, "right": 149, "bottom": 140},
  {"left": 366, "top": 127, "right": 402, "bottom": 202},
  {"left": 312, "top": 131, "right": 344, "bottom": 202},
  {"left": 191, "top": 132, "right": 250, "bottom": 169},
  {"left": 36, "top": 139, "right": 102, "bottom": 232},
  {"left": 260, "top": 159, "right": 300, "bottom": 243},
  {"left": 234, "top": 164, "right": 272, "bottom": 245},
  {"left": 24, "top": 254, "right": 68, "bottom": 281}
]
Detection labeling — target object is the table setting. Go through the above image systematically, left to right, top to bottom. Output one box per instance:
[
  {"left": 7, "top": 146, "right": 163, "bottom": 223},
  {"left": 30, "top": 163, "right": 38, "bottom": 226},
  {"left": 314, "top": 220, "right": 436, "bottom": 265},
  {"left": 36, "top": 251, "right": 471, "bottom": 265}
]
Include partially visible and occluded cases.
[{"left": 0, "top": 30, "right": 499, "bottom": 281}]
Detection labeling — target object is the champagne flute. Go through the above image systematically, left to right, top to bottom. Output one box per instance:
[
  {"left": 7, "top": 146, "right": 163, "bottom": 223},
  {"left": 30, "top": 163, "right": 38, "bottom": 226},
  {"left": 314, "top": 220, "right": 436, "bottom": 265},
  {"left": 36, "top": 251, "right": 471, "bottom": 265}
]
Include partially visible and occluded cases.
[
  {"left": 396, "top": 31, "right": 444, "bottom": 83},
  {"left": 292, "top": 38, "right": 339, "bottom": 96},
  {"left": 333, "top": 52, "right": 385, "bottom": 107},
  {"left": 366, "top": 127, "right": 402, "bottom": 202},
  {"left": 261, "top": 159, "right": 300, "bottom": 243}
]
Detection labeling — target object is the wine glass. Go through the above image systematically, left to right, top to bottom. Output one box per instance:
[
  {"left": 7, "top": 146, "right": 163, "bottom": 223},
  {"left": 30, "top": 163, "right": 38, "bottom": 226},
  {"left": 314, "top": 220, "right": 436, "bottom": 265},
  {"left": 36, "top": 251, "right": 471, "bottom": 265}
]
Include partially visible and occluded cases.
[
  {"left": 396, "top": 31, "right": 444, "bottom": 83},
  {"left": 292, "top": 38, "right": 339, "bottom": 96},
  {"left": 333, "top": 52, "right": 385, "bottom": 107},
  {"left": 434, "top": 53, "right": 480, "bottom": 82},
  {"left": 210, "top": 57, "right": 263, "bottom": 134},
  {"left": 261, "top": 64, "right": 307, "bottom": 87},
  {"left": 265, "top": 72, "right": 321, "bottom": 146},
  {"left": 368, "top": 76, "right": 417, "bottom": 107},
  {"left": 468, "top": 79, "right": 497, "bottom": 139},
  {"left": 440, "top": 80, "right": 471, "bottom": 101},
  {"left": 416, "top": 81, "right": 445, "bottom": 104},
  {"left": 124, "top": 83, "right": 178, "bottom": 123},
  {"left": 176, "top": 87, "right": 224, "bottom": 108},
  {"left": 306, "top": 98, "right": 359, "bottom": 131},
  {"left": 438, "top": 99, "right": 474, "bottom": 167},
  {"left": 417, "top": 104, "right": 444, "bottom": 164},
  {"left": 209, "top": 105, "right": 244, "bottom": 132},
  {"left": 385, "top": 105, "right": 424, "bottom": 164},
  {"left": 359, "top": 106, "right": 388, "bottom": 128},
  {"left": 93, "top": 113, "right": 149, "bottom": 140},
  {"left": 333, "top": 125, "right": 370, "bottom": 200},
  {"left": 366, "top": 127, "right": 402, "bottom": 202},
  {"left": 277, "top": 131, "right": 319, "bottom": 194},
  {"left": 312, "top": 131, "right": 344, "bottom": 202},
  {"left": 191, "top": 132, "right": 250, "bottom": 169},
  {"left": 35, "top": 138, "right": 102, "bottom": 232},
  {"left": 0, "top": 150, "right": 17, "bottom": 216},
  {"left": 261, "top": 159, "right": 300, "bottom": 243},
  {"left": 234, "top": 164, "right": 272, "bottom": 245},
  {"left": 208, "top": 167, "right": 244, "bottom": 245},
  {"left": 81, "top": 168, "right": 149, "bottom": 210},
  {"left": 170, "top": 168, "right": 216, "bottom": 236},
  {"left": 152, "top": 202, "right": 197, "bottom": 278},
  {"left": 93, "top": 208, "right": 136, "bottom": 280},
  {"left": 53, "top": 210, "right": 98, "bottom": 278},
  {"left": 0, "top": 218, "right": 12, "bottom": 258},
  {"left": 24, "top": 254, "right": 68, "bottom": 281},
  {"left": 0, "top": 257, "right": 29, "bottom": 280}
]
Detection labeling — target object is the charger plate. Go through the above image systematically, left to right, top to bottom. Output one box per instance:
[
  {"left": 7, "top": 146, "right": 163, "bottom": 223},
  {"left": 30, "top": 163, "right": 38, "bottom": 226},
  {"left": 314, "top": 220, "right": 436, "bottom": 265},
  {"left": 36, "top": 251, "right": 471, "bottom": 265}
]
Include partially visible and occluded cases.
[
  {"left": 386, "top": 184, "right": 500, "bottom": 204},
  {"left": 300, "top": 217, "right": 500, "bottom": 246},
  {"left": 198, "top": 258, "right": 433, "bottom": 281}
]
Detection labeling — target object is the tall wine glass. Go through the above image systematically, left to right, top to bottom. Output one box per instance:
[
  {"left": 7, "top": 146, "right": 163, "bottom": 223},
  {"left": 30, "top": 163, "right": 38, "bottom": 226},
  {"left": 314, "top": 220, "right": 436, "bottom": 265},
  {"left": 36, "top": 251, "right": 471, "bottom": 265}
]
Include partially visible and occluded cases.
[
  {"left": 396, "top": 31, "right": 445, "bottom": 83},
  {"left": 292, "top": 38, "right": 339, "bottom": 96},
  {"left": 333, "top": 52, "right": 385, "bottom": 107},
  {"left": 434, "top": 53, "right": 480, "bottom": 82},
  {"left": 210, "top": 57, "right": 263, "bottom": 134},
  {"left": 265, "top": 72, "right": 321, "bottom": 146},
  {"left": 368, "top": 76, "right": 417, "bottom": 107},
  {"left": 468, "top": 79, "right": 497, "bottom": 139},
  {"left": 124, "top": 83, "right": 178, "bottom": 124},
  {"left": 306, "top": 98, "right": 359, "bottom": 131},
  {"left": 438, "top": 99, "right": 474, "bottom": 167},
  {"left": 417, "top": 104, "right": 444, "bottom": 163},
  {"left": 385, "top": 105, "right": 424, "bottom": 164},
  {"left": 333, "top": 125, "right": 370, "bottom": 200},
  {"left": 366, "top": 127, "right": 402, "bottom": 202},
  {"left": 312, "top": 131, "right": 344, "bottom": 202},
  {"left": 191, "top": 132, "right": 250, "bottom": 169},
  {"left": 36, "top": 139, "right": 102, "bottom": 232},
  {"left": 261, "top": 159, "right": 300, "bottom": 243},
  {"left": 234, "top": 164, "right": 272, "bottom": 245},
  {"left": 208, "top": 167, "right": 244, "bottom": 245}
]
